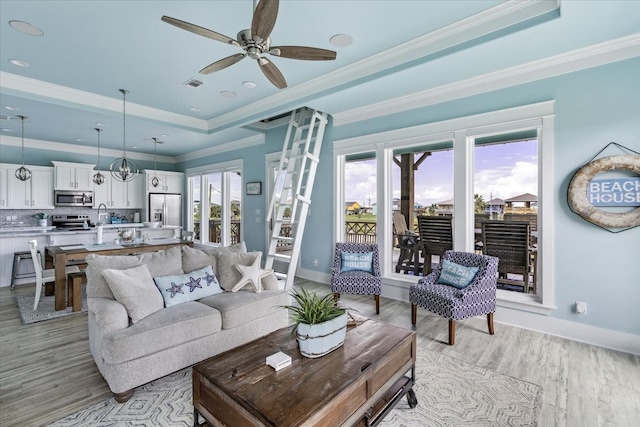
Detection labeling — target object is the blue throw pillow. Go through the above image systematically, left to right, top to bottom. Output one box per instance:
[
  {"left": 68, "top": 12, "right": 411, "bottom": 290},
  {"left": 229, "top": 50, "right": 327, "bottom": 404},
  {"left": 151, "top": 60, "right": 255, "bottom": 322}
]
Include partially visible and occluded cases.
[
  {"left": 340, "top": 251, "right": 373, "bottom": 273},
  {"left": 437, "top": 259, "right": 479, "bottom": 289},
  {"left": 154, "top": 265, "right": 223, "bottom": 307}
]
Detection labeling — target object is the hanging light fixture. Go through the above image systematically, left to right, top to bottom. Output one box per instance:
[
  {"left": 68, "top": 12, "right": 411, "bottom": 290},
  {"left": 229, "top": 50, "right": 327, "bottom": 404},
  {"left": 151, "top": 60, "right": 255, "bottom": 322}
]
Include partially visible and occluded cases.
[
  {"left": 110, "top": 89, "right": 139, "bottom": 182},
  {"left": 14, "top": 115, "right": 31, "bottom": 181},
  {"left": 92, "top": 127, "right": 105, "bottom": 185},
  {"left": 150, "top": 137, "right": 164, "bottom": 188}
]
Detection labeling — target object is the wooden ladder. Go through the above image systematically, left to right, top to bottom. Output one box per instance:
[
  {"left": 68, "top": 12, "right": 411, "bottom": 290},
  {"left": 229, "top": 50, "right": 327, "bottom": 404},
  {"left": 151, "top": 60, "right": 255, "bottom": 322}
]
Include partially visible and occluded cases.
[{"left": 265, "top": 107, "right": 328, "bottom": 289}]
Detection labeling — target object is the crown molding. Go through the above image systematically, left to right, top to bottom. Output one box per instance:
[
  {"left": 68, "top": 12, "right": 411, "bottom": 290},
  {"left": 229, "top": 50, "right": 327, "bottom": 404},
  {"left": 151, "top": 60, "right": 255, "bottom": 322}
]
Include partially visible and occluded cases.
[
  {"left": 333, "top": 32, "right": 640, "bottom": 127},
  {"left": 0, "top": 72, "right": 208, "bottom": 131},
  {"left": 174, "top": 134, "right": 265, "bottom": 163},
  {"left": 0, "top": 135, "right": 174, "bottom": 162}
]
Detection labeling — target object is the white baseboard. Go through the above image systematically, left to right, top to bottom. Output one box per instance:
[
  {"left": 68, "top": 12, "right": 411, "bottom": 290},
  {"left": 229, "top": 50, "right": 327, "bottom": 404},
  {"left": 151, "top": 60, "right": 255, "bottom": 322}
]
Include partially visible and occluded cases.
[{"left": 296, "top": 268, "right": 640, "bottom": 356}]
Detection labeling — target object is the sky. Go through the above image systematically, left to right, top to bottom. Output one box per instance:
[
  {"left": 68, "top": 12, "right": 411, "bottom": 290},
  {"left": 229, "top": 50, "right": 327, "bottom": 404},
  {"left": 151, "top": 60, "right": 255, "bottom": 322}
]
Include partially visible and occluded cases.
[{"left": 345, "top": 140, "right": 538, "bottom": 207}]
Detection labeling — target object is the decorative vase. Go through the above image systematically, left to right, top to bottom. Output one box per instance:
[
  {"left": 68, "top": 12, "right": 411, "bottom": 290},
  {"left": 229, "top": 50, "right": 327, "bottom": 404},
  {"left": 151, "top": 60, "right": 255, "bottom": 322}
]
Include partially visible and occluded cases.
[
  {"left": 37, "top": 219, "right": 47, "bottom": 227},
  {"left": 296, "top": 312, "right": 348, "bottom": 358}
]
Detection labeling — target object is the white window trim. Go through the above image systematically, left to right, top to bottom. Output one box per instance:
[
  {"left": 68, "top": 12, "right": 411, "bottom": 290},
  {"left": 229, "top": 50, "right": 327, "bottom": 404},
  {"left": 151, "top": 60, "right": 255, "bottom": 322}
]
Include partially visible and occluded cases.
[
  {"left": 333, "top": 101, "right": 556, "bottom": 315},
  {"left": 186, "top": 159, "right": 243, "bottom": 247}
]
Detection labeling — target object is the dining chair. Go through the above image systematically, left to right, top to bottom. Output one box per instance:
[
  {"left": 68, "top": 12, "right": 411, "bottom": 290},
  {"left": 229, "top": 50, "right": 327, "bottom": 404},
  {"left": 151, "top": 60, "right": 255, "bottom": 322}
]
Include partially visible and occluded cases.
[
  {"left": 392, "top": 212, "right": 421, "bottom": 275},
  {"left": 417, "top": 215, "right": 453, "bottom": 275},
  {"left": 481, "top": 221, "right": 533, "bottom": 293},
  {"left": 29, "top": 240, "right": 80, "bottom": 310},
  {"left": 331, "top": 242, "right": 382, "bottom": 314},
  {"left": 410, "top": 250, "right": 498, "bottom": 345}
]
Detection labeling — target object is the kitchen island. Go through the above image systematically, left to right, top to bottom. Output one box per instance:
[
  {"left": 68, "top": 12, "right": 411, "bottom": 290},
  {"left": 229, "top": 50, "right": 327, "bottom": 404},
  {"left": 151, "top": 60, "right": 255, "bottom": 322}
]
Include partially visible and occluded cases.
[{"left": 0, "top": 224, "right": 181, "bottom": 288}]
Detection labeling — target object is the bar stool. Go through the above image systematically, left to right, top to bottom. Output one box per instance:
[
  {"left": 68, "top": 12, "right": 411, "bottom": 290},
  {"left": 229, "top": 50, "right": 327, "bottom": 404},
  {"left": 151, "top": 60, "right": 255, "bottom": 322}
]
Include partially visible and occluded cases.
[{"left": 11, "top": 250, "right": 41, "bottom": 289}]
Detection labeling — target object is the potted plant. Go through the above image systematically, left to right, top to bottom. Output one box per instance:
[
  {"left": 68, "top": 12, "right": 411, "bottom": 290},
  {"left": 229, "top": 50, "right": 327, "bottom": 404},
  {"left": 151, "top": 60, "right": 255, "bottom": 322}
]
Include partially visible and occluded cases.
[
  {"left": 32, "top": 213, "right": 50, "bottom": 227},
  {"left": 282, "top": 288, "right": 349, "bottom": 358}
]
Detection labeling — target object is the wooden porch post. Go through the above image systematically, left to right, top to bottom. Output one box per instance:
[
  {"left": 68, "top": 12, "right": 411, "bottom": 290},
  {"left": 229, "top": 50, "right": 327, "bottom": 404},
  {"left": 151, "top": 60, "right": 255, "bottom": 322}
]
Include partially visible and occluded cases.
[{"left": 394, "top": 152, "right": 431, "bottom": 231}]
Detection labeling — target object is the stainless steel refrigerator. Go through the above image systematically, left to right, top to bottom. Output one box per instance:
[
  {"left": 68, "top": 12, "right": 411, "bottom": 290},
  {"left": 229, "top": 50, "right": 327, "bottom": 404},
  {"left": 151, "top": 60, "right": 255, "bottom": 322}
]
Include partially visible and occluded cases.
[{"left": 148, "top": 193, "right": 182, "bottom": 226}]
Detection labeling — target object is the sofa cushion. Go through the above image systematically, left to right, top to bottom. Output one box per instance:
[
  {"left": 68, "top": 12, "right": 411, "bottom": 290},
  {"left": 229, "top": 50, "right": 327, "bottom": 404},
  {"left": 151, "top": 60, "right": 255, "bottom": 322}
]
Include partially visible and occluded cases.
[
  {"left": 181, "top": 242, "right": 247, "bottom": 276},
  {"left": 86, "top": 248, "right": 184, "bottom": 300},
  {"left": 217, "top": 251, "right": 262, "bottom": 291},
  {"left": 230, "top": 256, "right": 273, "bottom": 293},
  {"left": 102, "top": 264, "right": 164, "bottom": 323},
  {"left": 154, "top": 265, "right": 223, "bottom": 307},
  {"left": 198, "top": 290, "right": 289, "bottom": 329},
  {"left": 101, "top": 301, "right": 222, "bottom": 365}
]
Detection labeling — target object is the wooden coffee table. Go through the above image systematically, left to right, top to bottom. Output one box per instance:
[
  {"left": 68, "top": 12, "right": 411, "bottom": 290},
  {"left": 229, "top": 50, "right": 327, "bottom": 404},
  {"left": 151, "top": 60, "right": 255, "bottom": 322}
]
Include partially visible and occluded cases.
[{"left": 192, "top": 317, "right": 417, "bottom": 427}]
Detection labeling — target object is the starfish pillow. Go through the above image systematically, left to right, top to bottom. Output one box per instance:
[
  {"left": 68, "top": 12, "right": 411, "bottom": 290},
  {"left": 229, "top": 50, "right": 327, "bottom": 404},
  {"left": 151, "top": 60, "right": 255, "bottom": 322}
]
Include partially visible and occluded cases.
[{"left": 231, "top": 256, "right": 274, "bottom": 293}]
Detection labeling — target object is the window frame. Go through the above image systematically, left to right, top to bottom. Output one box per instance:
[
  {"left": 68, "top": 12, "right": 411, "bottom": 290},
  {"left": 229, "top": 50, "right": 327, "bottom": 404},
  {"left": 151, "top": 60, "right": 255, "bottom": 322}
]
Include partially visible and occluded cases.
[{"left": 333, "top": 101, "right": 555, "bottom": 314}]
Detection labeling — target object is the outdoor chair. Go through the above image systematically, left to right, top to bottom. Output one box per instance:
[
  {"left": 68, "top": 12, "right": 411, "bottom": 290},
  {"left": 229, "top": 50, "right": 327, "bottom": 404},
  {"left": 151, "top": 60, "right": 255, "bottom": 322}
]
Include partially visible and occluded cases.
[
  {"left": 392, "top": 212, "right": 421, "bottom": 275},
  {"left": 417, "top": 215, "right": 453, "bottom": 275},
  {"left": 481, "top": 221, "right": 534, "bottom": 293},
  {"left": 29, "top": 239, "right": 80, "bottom": 310},
  {"left": 331, "top": 242, "right": 382, "bottom": 314},
  {"left": 410, "top": 250, "right": 498, "bottom": 345}
]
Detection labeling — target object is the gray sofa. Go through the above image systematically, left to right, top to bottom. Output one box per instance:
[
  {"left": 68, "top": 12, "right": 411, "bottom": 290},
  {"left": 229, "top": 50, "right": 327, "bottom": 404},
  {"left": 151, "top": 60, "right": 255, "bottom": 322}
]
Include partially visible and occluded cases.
[{"left": 86, "top": 243, "right": 290, "bottom": 402}]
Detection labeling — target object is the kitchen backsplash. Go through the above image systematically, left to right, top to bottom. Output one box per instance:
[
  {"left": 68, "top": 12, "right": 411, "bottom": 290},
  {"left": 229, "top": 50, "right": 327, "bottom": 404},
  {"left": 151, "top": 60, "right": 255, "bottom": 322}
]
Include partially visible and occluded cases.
[{"left": 2, "top": 208, "right": 140, "bottom": 227}]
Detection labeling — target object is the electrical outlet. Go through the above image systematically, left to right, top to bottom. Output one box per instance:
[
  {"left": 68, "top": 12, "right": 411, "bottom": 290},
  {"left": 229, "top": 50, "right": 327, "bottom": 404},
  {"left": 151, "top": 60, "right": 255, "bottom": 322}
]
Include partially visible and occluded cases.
[
  {"left": 312, "top": 259, "right": 319, "bottom": 266},
  {"left": 575, "top": 301, "right": 587, "bottom": 314}
]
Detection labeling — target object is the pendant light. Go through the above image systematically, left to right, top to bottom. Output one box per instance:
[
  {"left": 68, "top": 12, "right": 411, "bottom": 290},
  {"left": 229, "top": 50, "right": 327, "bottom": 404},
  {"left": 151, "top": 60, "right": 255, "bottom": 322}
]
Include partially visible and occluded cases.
[
  {"left": 109, "top": 89, "right": 139, "bottom": 182},
  {"left": 14, "top": 115, "right": 32, "bottom": 181},
  {"left": 92, "top": 128, "right": 105, "bottom": 185},
  {"left": 150, "top": 137, "right": 163, "bottom": 188}
]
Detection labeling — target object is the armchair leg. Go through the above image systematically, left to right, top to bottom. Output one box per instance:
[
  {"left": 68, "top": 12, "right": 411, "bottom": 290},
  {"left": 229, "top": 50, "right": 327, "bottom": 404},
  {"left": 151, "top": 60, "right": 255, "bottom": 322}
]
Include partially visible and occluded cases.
[
  {"left": 374, "top": 295, "right": 380, "bottom": 314},
  {"left": 411, "top": 304, "right": 417, "bottom": 325},
  {"left": 487, "top": 312, "right": 495, "bottom": 335},
  {"left": 448, "top": 319, "right": 456, "bottom": 345}
]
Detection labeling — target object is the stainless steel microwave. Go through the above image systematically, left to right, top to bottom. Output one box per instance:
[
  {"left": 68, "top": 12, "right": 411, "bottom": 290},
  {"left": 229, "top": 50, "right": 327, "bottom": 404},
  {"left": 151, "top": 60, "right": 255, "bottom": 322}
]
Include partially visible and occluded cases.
[{"left": 54, "top": 190, "right": 93, "bottom": 207}]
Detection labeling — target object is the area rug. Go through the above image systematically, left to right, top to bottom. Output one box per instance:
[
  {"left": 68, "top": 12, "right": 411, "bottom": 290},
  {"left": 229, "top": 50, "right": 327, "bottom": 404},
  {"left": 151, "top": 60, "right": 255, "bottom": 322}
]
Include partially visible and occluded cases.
[
  {"left": 15, "top": 292, "right": 87, "bottom": 325},
  {"left": 48, "top": 342, "right": 542, "bottom": 427}
]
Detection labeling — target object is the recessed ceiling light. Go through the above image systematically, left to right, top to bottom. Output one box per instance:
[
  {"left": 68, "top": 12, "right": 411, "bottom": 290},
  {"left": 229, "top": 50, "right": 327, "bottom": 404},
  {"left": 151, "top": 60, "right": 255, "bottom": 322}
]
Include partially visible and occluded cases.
[
  {"left": 9, "top": 20, "right": 44, "bottom": 36},
  {"left": 330, "top": 34, "right": 353, "bottom": 48},
  {"left": 9, "top": 59, "right": 30, "bottom": 68},
  {"left": 243, "top": 81, "right": 256, "bottom": 88},
  {"left": 220, "top": 91, "right": 237, "bottom": 98},
  {"left": 3, "top": 106, "right": 20, "bottom": 111},
  {"left": 189, "top": 107, "right": 201, "bottom": 112},
  {"left": 95, "top": 122, "right": 105, "bottom": 127},
  {"left": 1, "top": 128, "right": 14, "bottom": 132},
  {"left": 161, "top": 134, "right": 169, "bottom": 137},
  {"left": 74, "top": 138, "right": 84, "bottom": 142}
]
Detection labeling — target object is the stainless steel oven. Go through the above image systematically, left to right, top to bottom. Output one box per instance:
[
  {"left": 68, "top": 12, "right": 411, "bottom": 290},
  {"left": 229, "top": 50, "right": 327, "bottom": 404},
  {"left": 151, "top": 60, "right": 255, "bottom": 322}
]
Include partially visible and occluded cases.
[{"left": 54, "top": 190, "right": 93, "bottom": 207}]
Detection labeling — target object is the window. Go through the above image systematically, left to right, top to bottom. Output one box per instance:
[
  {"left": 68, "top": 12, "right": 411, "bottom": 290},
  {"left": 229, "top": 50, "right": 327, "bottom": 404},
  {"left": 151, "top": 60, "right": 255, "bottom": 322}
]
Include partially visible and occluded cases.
[
  {"left": 334, "top": 102, "right": 554, "bottom": 313},
  {"left": 187, "top": 160, "right": 243, "bottom": 246}
]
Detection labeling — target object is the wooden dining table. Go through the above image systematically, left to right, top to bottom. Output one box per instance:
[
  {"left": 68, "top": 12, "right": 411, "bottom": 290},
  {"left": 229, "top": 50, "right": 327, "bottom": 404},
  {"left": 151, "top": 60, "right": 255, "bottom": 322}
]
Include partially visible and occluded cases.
[{"left": 45, "top": 239, "right": 193, "bottom": 311}]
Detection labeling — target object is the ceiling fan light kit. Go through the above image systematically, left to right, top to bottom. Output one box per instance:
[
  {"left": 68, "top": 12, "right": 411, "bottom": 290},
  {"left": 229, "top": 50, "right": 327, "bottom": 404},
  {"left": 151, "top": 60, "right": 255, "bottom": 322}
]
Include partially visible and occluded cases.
[
  {"left": 161, "top": 0, "right": 336, "bottom": 89},
  {"left": 110, "top": 89, "right": 139, "bottom": 183},
  {"left": 14, "top": 115, "right": 32, "bottom": 182}
]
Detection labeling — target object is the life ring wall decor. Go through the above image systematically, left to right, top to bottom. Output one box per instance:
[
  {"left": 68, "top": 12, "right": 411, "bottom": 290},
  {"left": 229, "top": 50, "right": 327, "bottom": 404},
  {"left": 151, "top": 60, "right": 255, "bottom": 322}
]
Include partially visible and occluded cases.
[{"left": 568, "top": 144, "right": 640, "bottom": 231}]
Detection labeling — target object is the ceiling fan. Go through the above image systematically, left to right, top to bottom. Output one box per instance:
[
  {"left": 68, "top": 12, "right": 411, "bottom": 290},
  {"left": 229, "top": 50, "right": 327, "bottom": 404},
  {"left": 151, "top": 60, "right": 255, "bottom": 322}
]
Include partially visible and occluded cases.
[{"left": 161, "top": 0, "right": 336, "bottom": 89}]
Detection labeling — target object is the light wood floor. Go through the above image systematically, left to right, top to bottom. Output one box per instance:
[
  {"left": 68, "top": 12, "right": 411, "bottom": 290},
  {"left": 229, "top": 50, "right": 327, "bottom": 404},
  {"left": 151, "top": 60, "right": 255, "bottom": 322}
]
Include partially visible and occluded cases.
[{"left": 1, "top": 279, "right": 639, "bottom": 427}]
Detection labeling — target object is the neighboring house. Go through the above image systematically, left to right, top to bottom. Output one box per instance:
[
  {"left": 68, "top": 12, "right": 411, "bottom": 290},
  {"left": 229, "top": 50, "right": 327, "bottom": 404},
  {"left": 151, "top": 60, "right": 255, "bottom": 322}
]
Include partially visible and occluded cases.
[
  {"left": 504, "top": 193, "right": 538, "bottom": 213},
  {"left": 483, "top": 198, "right": 505, "bottom": 218},
  {"left": 434, "top": 199, "right": 454, "bottom": 215},
  {"left": 345, "top": 201, "right": 360, "bottom": 215}
]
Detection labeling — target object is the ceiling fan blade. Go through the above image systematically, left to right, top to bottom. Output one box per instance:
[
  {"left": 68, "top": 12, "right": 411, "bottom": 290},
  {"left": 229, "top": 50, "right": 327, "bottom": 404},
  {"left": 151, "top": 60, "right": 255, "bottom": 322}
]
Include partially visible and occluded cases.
[
  {"left": 251, "top": 0, "right": 279, "bottom": 42},
  {"left": 161, "top": 15, "right": 239, "bottom": 46},
  {"left": 270, "top": 46, "right": 337, "bottom": 61},
  {"left": 200, "top": 53, "right": 247, "bottom": 74},
  {"left": 258, "top": 58, "right": 287, "bottom": 89}
]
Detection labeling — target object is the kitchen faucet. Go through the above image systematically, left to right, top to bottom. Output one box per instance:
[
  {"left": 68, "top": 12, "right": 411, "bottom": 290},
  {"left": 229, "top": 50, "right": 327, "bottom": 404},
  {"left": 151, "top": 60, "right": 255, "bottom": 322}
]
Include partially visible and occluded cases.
[{"left": 97, "top": 203, "right": 108, "bottom": 224}]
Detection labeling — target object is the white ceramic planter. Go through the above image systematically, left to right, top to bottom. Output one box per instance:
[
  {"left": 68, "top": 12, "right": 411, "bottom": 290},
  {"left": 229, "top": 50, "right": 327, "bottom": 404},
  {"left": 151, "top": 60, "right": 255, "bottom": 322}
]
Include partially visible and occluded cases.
[{"left": 296, "top": 312, "right": 348, "bottom": 358}]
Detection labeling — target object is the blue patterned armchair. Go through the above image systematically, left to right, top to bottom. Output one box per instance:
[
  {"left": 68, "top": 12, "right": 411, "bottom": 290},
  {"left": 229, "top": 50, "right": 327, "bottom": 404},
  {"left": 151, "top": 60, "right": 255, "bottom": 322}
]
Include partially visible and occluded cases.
[
  {"left": 331, "top": 242, "right": 382, "bottom": 314},
  {"left": 410, "top": 250, "right": 498, "bottom": 345}
]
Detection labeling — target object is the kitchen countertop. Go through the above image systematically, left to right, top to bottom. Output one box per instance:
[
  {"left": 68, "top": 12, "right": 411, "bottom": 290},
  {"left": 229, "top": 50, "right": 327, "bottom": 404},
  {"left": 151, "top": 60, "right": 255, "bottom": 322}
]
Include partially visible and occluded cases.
[{"left": 0, "top": 224, "right": 181, "bottom": 237}]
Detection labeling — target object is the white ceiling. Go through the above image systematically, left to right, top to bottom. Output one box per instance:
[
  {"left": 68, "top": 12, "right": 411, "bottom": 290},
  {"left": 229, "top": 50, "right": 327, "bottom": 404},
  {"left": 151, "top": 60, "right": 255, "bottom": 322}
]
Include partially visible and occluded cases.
[{"left": 0, "top": 0, "right": 613, "bottom": 159}]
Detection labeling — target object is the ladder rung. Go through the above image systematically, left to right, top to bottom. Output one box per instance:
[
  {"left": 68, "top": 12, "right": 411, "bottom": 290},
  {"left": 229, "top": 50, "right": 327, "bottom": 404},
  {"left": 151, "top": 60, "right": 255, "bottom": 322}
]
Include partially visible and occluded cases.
[
  {"left": 296, "top": 195, "right": 311, "bottom": 204},
  {"left": 272, "top": 236, "right": 294, "bottom": 242},
  {"left": 272, "top": 253, "right": 292, "bottom": 261},
  {"left": 274, "top": 272, "right": 287, "bottom": 279}
]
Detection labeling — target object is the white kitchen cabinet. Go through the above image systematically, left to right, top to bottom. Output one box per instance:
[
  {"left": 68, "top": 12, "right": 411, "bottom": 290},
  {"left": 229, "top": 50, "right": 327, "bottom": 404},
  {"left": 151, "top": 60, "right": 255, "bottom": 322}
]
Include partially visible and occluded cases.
[
  {"left": 53, "top": 161, "right": 95, "bottom": 191},
  {"left": 3, "top": 165, "right": 54, "bottom": 209},
  {"left": 144, "top": 170, "right": 183, "bottom": 193},
  {"left": 93, "top": 173, "right": 142, "bottom": 209}
]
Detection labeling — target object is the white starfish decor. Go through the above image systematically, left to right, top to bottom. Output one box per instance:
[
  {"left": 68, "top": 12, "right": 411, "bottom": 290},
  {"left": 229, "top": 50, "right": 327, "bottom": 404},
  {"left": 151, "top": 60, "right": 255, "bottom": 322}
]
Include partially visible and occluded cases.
[{"left": 231, "top": 256, "right": 274, "bottom": 293}]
